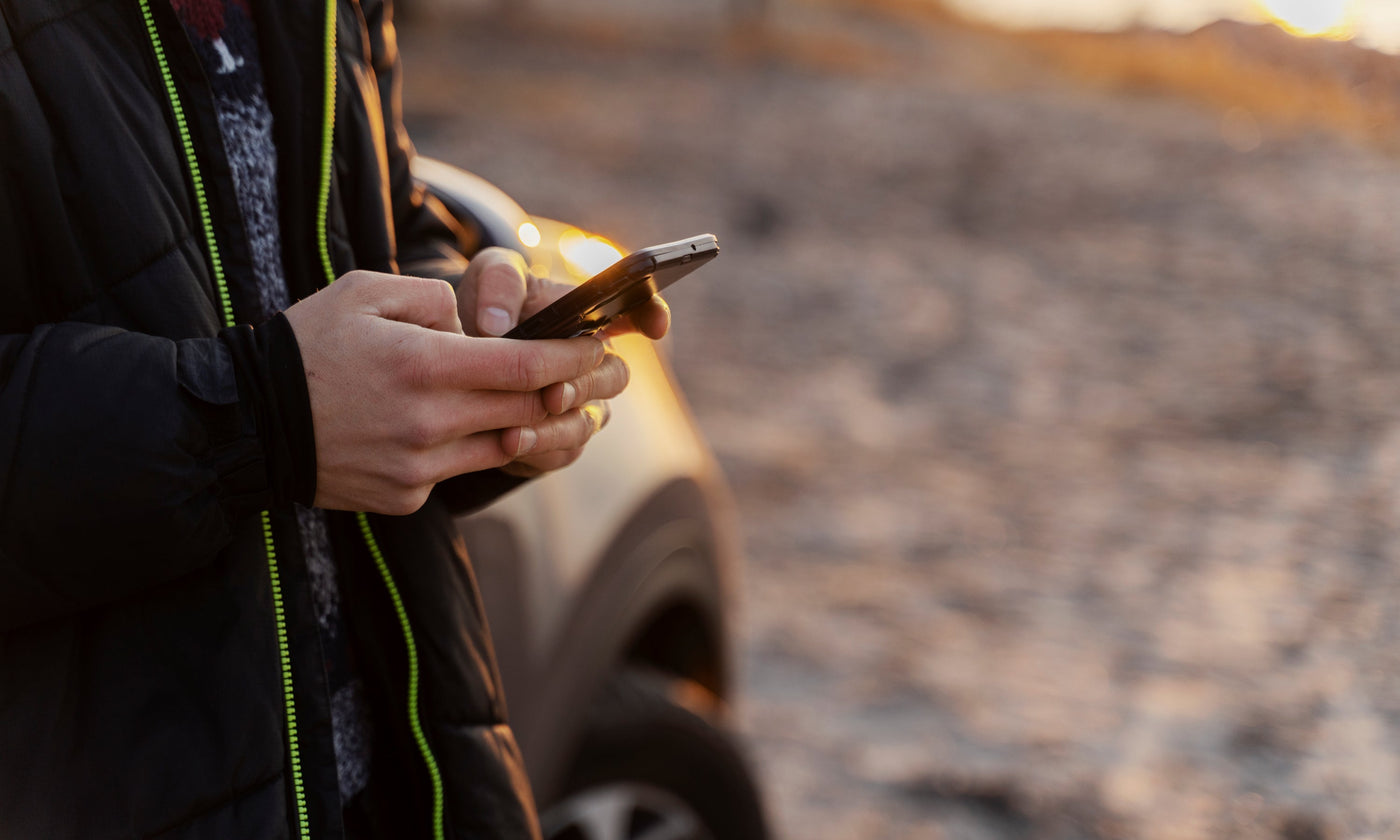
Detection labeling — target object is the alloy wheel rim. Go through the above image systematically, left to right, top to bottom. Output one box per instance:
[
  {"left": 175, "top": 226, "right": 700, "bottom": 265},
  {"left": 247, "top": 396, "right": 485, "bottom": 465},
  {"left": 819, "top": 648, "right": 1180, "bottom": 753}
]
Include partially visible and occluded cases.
[{"left": 541, "top": 781, "right": 713, "bottom": 840}]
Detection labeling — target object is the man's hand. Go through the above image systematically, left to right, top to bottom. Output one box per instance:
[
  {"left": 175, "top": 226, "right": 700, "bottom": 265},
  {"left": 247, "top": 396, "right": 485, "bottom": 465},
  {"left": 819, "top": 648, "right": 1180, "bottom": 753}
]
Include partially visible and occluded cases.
[
  {"left": 457, "top": 247, "right": 670, "bottom": 477},
  {"left": 283, "top": 270, "right": 613, "bottom": 514}
]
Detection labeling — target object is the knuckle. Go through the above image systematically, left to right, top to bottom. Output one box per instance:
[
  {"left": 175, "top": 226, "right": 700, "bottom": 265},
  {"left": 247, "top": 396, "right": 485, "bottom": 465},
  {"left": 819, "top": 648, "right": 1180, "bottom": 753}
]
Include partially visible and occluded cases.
[
  {"left": 482, "top": 260, "right": 525, "bottom": 290},
  {"left": 339, "top": 270, "right": 377, "bottom": 299},
  {"left": 424, "top": 277, "right": 457, "bottom": 314},
  {"left": 580, "top": 337, "right": 606, "bottom": 375},
  {"left": 392, "top": 339, "right": 437, "bottom": 390},
  {"left": 557, "top": 342, "right": 601, "bottom": 390},
  {"left": 513, "top": 346, "right": 550, "bottom": 391},
  {"left": 600, "top": 352, "right": 630, "bottom": 396},
  {"left": 574, "top": 364, "right": 600, "bottom": 401},
  {"left": 518, "top": 391, "right": 548, "bottom": 426},
  {"left": 551, "top": 410, "right": 594, "bottom": 450},
  {"left": 400, "top": 415, "right": 438, "bottom": 451},
  {"left": 490, "top": 434, "right": 516, "bottom": 469}
]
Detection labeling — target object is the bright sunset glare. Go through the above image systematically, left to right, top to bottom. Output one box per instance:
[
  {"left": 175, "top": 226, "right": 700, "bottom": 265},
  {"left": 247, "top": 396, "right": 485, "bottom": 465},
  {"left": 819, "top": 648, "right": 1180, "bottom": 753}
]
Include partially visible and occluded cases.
[
  {"left": 1255, "top": 0, "right": 1351, "bottom": 36},
  {"left": 559, "top": 228, "right": 623, "bottom": 278}
]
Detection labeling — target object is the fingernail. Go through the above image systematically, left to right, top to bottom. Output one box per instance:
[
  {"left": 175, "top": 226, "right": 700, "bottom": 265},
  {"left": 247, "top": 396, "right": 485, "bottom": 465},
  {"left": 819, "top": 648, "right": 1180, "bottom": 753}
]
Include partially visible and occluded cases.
[
  {"left": 481, "top": 307, "right": 512, "bottom": 337},
  {"left": 559, "top": 383, "right": 577, "bottom": 412},
  {"left": 515, "top": 427, "right": 537, "bottom": 456}
]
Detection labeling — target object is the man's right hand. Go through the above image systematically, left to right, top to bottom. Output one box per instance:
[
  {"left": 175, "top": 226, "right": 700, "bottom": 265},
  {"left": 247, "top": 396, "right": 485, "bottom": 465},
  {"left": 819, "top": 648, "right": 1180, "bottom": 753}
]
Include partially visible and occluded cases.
[{"left": 283, "top": 270, "right": 613, "bottom": 515}]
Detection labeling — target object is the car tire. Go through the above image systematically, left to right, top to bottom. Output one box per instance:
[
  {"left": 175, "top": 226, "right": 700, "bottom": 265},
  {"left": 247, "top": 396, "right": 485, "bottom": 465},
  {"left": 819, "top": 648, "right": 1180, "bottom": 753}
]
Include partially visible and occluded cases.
[{"left": 540, "top": 669, "right": 770, "bottom": 840}]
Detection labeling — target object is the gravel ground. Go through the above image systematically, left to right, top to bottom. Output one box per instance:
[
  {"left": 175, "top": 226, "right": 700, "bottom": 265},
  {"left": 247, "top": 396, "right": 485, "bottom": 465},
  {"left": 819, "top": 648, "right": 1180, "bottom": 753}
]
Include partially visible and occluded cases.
[{"left": 401, "top": 5, "right": 1400, "bottom": 837}]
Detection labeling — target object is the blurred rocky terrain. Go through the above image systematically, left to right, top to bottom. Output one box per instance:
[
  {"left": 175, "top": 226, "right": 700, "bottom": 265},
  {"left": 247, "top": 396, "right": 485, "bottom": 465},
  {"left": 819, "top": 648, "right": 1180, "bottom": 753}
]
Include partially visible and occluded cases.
[{"left": 401, "top": 3, "right": 1400, "bottom": 837}]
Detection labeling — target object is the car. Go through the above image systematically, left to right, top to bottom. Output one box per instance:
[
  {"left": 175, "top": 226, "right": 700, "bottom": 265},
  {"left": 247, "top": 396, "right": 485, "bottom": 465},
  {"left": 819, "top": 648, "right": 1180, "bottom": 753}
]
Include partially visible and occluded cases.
[{"left": 414, "top": 157, "right": 771, "bottom": 840}]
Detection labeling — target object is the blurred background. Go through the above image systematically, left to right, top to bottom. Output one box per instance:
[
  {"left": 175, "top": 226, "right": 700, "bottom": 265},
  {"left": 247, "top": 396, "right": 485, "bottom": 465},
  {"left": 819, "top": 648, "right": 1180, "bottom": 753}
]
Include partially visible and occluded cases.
[{"left": 400, "top": 1, "right": 1400, "bottom": 837}]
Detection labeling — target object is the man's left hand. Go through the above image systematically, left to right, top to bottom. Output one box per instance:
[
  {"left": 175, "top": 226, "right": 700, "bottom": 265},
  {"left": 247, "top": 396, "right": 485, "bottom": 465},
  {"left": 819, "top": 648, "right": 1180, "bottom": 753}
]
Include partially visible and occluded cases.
[{"left": 456, "top": 246, "right": 670, "bottom": 476}]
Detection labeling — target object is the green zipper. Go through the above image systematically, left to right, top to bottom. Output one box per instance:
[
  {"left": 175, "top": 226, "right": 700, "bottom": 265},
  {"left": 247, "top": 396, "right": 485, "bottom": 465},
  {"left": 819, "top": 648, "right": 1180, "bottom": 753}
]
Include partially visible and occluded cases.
[
  {"left": 135, "top": 0, "right": 234, "bottom": 329},
  {"left": 314, "top": 0, "right": 338, "bottom": 285},
  {"left": 137, "top": 2, "right": 310, "bottom": 838},
  {"left": 312, "top": 3, "right": 447, "bottom": 839},
  {"left": 263, "top": 510, "right": 310, "bottom": 836},
  {"left": 355, "top": 514, "right": 446, "bottom": 840}
]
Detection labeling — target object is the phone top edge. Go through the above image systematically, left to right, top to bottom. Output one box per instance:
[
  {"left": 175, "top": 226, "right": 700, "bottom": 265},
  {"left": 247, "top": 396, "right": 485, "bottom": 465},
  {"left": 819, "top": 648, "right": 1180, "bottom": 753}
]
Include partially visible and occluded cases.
[{"left": 639, "top": 234, "right": 719, "bottom": 264}]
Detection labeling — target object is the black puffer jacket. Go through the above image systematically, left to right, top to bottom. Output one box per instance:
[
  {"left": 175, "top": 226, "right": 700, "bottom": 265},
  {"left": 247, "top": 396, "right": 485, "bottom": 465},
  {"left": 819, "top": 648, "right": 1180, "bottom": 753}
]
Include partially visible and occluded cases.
[{"left": 0, "top": 0, "right": 539, "bottom": 837}]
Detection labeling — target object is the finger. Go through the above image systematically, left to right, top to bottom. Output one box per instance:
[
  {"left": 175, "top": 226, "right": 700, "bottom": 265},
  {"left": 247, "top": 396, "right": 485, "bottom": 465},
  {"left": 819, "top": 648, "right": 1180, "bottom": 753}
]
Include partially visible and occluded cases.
[
  {"left": 466, "top": 248, "right": 530, "bottom": 336},
  {"left": 357, "top": 273, "right": 463, "bottom": 334},
  {"left": 602, "top": 295, "right": 670, "bottom": 340},
  {"left": 421, "top": 333, "right": 606, "bottom": 392},
  {"left": 542, "top": 350, "right": 629, "bottom": 415},
  {"left": 451, "top": 384, "right": 631, "bottom": 443},
  {"left": 404, "top": 389, "right": 551, "bottom": 448},
  {"left": 590, "top": 400, "right": 613, "bottom": 431},
  {"left": 524, "top": 402, "right": 609, "bottom": 456},
  {"left": 504, "top": 403, "right": 613, "bottom": 476},
  {"left": 424, "top": 417, "right": 605, "bottom": 485},
  {"left": 497, "top": 425, "right": 537, "bottom": 461},
  {"left": 428, "top": 429, "right": 523, "bottom": 482},
  {"left": 501, "top": 448, "right": 581, "bottom": 478}
]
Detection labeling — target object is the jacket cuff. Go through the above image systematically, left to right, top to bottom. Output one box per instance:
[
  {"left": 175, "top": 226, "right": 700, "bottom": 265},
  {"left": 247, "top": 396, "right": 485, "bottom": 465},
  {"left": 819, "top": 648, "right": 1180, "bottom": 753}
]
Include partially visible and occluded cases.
[
  {"left": 218, "top": 314, "right": 317, "bottom": 509},
  {"left": 434, "top": 469, "right": 530, "bottom": 516}
]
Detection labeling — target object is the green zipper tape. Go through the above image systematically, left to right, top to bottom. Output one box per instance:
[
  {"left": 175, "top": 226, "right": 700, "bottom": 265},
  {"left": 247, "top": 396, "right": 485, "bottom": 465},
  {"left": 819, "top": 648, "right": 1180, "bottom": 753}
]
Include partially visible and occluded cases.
[
  {"left": 135, "top": 0, "right": 235, "bottom": 329},
  {"left": 315, "top": 0, "right": 338, "bottom": 287},
  {"left": 312, "top": 1, "right": 446, "bottom": 836},
  {"left": 138, "top": 2, "right": 309, "bottom": 836},
  {"left": 263, "top": 510, "right": 311, "bottom": 836},
  {"left": 356, "top": 514, "right": 447, "bottom": 840}
]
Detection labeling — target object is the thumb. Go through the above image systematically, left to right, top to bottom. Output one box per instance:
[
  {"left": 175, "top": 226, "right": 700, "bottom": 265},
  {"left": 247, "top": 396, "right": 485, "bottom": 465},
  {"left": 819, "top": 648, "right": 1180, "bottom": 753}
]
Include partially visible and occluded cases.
[
  {"left": 463, "top": 247, "right": 530, "bottom": 337},
  {"left": 367, "top": 274, "right": 464, "bottom": 334}
]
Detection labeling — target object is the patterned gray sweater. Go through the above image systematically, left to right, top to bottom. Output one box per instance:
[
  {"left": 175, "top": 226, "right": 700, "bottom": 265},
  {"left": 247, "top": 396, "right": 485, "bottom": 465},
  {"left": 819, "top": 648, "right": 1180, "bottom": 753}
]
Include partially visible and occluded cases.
[{"left": 171, "top": 0, "right": 373, "bottom": 808}]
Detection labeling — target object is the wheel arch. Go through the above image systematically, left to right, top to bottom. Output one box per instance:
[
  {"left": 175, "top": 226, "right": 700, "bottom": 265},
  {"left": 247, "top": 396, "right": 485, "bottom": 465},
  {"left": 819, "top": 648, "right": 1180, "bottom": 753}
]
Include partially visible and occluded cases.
[{"left": 524, "top": 477, "right": 738, "bottom": 805}]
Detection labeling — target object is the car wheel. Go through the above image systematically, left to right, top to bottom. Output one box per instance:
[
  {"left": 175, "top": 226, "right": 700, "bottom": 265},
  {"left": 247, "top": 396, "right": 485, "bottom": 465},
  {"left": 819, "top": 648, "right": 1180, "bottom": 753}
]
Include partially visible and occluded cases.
[{"left": 540, "top": 669, "right": 770, "bottom": 840}]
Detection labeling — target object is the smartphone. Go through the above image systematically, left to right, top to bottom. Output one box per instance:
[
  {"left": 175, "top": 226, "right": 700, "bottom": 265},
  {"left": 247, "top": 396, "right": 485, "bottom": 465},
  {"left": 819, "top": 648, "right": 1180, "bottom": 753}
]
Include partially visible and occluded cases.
[{"left": 504, "top": 234, "right": 720, "bottom": 340}]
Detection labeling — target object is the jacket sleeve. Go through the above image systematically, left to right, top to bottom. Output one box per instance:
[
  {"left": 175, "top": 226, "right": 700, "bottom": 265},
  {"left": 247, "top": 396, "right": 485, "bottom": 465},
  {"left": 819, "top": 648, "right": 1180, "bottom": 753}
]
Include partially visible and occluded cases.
[
  {"left": 364, "top": 0, "right": 476, "bottom": 283},
  {"left": 0, "top": 315, "right": 315, "bottom": 631}
]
